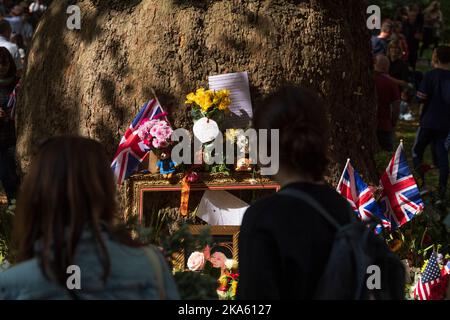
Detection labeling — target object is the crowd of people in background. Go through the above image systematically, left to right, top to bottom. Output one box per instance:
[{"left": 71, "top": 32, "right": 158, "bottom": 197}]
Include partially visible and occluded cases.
[
  {"left": 0, "top": 1, "right": 45, "bottom": 205},
  {"left": 371, "top": 1, "right": 450, "bottom": 204}
]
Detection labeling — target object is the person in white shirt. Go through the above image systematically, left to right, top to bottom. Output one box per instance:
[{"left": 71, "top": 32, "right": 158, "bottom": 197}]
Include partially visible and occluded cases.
[
  {"left": 29, "top": 0, "right": 47, "bottom": 14},
  {"left": 0, "top": 20, "right": 22, "bottom": 73}
]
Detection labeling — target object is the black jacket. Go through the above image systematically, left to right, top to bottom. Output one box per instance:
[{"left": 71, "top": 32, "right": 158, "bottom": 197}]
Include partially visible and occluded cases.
[{"left": 237, "top": 182, "right": 351, "bottom": 300}]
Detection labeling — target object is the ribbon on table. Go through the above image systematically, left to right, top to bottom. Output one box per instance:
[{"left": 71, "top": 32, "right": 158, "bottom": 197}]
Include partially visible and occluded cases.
[{"left": 180, "top": 175, "right": 190, "bottom": 217}]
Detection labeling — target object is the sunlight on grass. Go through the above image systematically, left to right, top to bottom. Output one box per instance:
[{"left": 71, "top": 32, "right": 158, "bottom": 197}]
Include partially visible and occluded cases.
[{"left": 375, "top": 103, "right": 440, "bottom": 189}]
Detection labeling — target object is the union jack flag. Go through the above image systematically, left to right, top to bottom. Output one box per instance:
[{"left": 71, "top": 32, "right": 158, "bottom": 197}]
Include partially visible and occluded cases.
[
  {"left": 111, "top": 99, "right": 167, "bottom": 184},
  {"left": 380, "top": 142, "right": 424, "bottom": 229},
  {"left": 336, "top": 159, "right": 391, "bottom": 233},
  {"left": 414, "top": 252, "right": 442, "bottom": 300}
]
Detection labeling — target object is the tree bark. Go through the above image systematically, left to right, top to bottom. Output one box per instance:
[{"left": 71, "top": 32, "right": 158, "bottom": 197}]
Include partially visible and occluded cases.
[{"left": 17, "top": 0, "right": 378, "bottom": 184}]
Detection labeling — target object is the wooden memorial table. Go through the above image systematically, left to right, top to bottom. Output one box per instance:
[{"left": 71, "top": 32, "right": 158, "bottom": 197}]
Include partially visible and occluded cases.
[{"left": 124, "top": 172, "right": 281, "bottom": 223}]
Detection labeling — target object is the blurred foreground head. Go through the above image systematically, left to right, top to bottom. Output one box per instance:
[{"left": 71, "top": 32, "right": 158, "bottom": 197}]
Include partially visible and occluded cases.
[{"left": 14, "top": 136, "right": 117, "bottom": 279}]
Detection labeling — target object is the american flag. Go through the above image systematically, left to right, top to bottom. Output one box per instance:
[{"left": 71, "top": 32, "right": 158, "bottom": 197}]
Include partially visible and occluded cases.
[
  {"left": 111, "top": 99, "right": 166, "bottom": 184},
  {"left": 380, "top": 142, "right": 424, "bottom": 229},
  {"left": 336, "top": 159, "right": 391, "bottom": 233},
  {"left": 414, "top": 252, "right": 442, "bottom": 300}
]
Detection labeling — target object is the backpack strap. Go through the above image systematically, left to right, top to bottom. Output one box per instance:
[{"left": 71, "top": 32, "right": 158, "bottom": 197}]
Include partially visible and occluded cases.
[
  {"left": 279, "top": 188, "right": 342, "bottom": 230},
  {"left": 143, "top": 245, "right": 166, "bottom": 300}
]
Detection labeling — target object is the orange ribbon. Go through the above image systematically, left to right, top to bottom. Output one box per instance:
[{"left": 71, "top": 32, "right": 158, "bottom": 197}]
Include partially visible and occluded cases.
[{"left": 180, "top": 175, "right": 190, "bottom": 216}]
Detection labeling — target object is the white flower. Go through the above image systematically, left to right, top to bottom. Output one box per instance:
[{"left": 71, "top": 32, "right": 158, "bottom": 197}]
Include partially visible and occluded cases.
[
  {"left": 187, "top": 252, "right": 205, "bottom": 271},
  {"left": 225, "top": 259, "right": 236, "bottom": 270}
]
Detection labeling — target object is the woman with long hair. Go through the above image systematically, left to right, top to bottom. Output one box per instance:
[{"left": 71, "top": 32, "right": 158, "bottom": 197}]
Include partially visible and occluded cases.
[
  {"left": 237, "top": 87, "right": 353, "bottom": 299},
  {"left": 0, "top": 136, "right": 179, "bottom": 299}
]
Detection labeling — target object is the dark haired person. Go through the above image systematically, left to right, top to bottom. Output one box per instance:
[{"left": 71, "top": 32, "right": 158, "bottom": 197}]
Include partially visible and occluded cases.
[
  {"left": 420, "top": 1, "right": 443, "bottom": 58},
  {"left": 403, "top": 7, "right": 423, "bottom": 70},
  {"left": 371, "top": 21, "right": 392, "bottom": 56},
  {"left": 391, "top": 21, "right": 409, "bottom": 62},
  {"left": 388, "top": 40, "right": 411, "bottom": 88},
  {"left": 414, "top": 46, "right": 450, "bottom": 204},
  {"left": 0, "top": 47, "right": 18, "bottom": 204},
  {"left": 237, "top": 87, "right": 352, "bottom": 299},
  {"left": 0, "top": 136, "right": 179, "bottom": 300}
]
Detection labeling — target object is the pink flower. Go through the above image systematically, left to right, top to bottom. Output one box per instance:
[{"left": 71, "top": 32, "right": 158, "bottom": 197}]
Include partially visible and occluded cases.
[
  {"left": 150, "top": 126, "right": 159, "bottom": 136},
  {"left": 155, "top": 129, "right": 164, "bottom": 139},
  {"left": 152, "top": 139, "right": 168, "bottom": 149},
  {"left": 187, "top": 171, "right": 199, "bottom": 183},
  {"left": 187, "top": 252, "right": 206, "bottom": 271}
]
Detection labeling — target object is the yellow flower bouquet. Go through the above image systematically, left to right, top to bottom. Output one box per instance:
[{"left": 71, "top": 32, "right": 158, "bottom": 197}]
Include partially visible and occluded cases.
[{"left": 185, "top": 87, "right": 231, "bottom": 121}]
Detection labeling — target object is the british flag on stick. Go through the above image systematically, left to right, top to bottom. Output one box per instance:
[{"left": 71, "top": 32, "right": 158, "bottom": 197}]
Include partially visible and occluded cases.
[
  {"left": 111, "top": 99, "right": 167, "bottom": 184},
  {"left": 379, "top": 141, "right": 424, "bottom": 229},
  {"left": 336, "top": 159, "right": 391, "bottom": 233}
]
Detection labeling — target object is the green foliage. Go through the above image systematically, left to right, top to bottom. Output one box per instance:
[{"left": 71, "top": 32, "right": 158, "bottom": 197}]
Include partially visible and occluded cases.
[
  {"left": 388, "top": 197, "right": 450, "bottom": 267},
  {"left": 126, "top": 216, "right": 218, "bottom": 300},
  {"left": 173, "top": 271, "right": 218, "bottom": 300}
]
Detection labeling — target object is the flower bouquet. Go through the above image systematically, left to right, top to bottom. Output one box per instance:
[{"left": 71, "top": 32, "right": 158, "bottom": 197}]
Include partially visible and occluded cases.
[
  {"left": 185, "top": 87, "right": 231, "bottom": 122},
  {"left": 184, "top": 88, "right": 232, "bottom": 174},
  {"left": 137, "top": 118, "right": 173, "bottom": 151},
  {"left": 186, "top": 248, "right": 239, "bottom": 300},
  {"left": 217, "top": 259, "right": 239, "bottom": 300}
]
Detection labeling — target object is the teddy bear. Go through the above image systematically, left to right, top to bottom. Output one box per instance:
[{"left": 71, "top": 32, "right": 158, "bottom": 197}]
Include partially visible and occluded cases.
[{"left": 156, "top": 151, "right": 177, "bottom": 179}]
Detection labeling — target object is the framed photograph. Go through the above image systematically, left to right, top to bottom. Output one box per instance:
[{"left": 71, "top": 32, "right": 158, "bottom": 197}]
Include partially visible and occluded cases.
[{"left": 172, "top": 225, "right": 240, "bottom": 271}]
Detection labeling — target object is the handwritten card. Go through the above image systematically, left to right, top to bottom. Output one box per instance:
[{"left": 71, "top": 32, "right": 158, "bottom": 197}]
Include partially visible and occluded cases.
[{"left": 208, "top": 71, "right": 253, "bottom": 128}]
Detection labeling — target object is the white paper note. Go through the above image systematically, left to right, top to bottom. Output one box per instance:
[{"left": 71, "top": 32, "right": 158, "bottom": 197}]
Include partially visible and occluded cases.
[
  {"left": 208, "top": 71, "right": 253, "bottom": 128},
  {"left": 196, "top": 190, "right": 249, "bottom": 226}
]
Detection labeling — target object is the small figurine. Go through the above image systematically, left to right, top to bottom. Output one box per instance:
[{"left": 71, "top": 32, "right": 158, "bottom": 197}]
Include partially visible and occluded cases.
[
  {"left": 156, "top": 151, "right": 177, "bottom": 179},
  {"left": 235, "top": 158, "right": 252, "bottom": 172}
]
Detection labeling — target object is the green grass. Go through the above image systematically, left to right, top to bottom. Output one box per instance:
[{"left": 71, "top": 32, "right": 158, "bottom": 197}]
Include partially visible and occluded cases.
[{"left": 375, "top": 104, "right": 440, "bottom": 191}]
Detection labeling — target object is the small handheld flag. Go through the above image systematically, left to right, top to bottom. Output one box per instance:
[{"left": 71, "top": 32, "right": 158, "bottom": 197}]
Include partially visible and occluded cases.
[
  {"left": 111, "top": 99, "right": 168, "bottom": 184},
  {"left": 379, "top": 141, "right": 424, "bottom": 229},
  {"left": 336, "top": 159, "right": 390, "bottom": 233},
  {"left": 414, "top": 252, "right": 443, "bottom": 300}
]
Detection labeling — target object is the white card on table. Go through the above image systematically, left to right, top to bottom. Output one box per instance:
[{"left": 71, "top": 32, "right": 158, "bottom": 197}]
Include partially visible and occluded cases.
[{"left": 196, "top": 190, "right": 249, "bottom": 226}]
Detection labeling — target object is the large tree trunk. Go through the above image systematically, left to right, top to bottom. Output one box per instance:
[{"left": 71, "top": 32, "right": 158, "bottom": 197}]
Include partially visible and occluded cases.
[{"left": 17, "top": 0, "right": 378, "bottom": 184}]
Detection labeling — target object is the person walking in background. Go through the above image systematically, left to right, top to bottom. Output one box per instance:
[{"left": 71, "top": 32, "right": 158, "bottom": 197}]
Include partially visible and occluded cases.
[
  {"left": 0, "top": 1, "right": 7, "bottom": 17},
  {"left": 421, "top": 1, "right": 443, "bottom": 58},
  {"left": 3, "top": 5, "right": 23, "bottom": 36},
  {"left": 395, "top": 6, "right": 409, "bottom": 23},
  {"left": 403, "top": 6, "right": 423, "bottom": 70},
  {"left": 18, "top": 10, "right": 33, "bottom": 47},
  {"left": 0, "top": 19, "right": 22, "bottom": 73},
  {"left": 371, "top": 21, "right": 393, "bottom": 56},
  {"left": 391, "top": 21, "right": 409, "bottom": 62},
  {"left": 10, "top": 33, "right": 26, "bottom": 67},
  {"left": 388, "top": 40, "right": 411, "bottom": 88},
  {"left": 413, "top": 46, "right": 450, "bottom": 205},
  {"left": 0, "top": 47, "right": 18, "bottom": 205},
  {"left": 374, "top": 55, "right": 401, "bottom": 152},
  {"left": 0, "top": 136, "right": 180, "bottom": 300}
]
